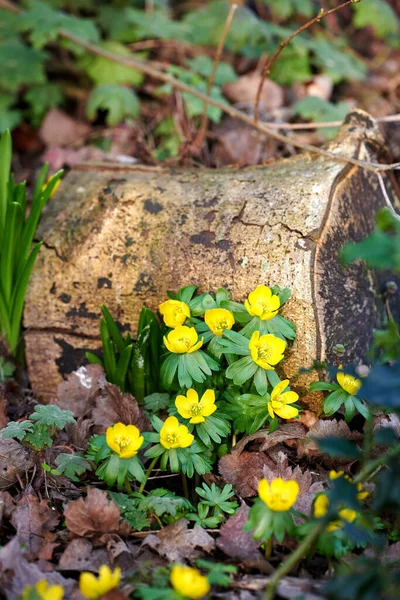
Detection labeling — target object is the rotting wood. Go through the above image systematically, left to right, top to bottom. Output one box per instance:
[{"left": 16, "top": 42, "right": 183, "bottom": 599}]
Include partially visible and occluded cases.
[{"left": 24, "top": 110, "right": 400, "bottom": 409}]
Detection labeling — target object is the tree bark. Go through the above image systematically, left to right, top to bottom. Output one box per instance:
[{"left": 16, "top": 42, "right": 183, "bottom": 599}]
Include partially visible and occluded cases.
[{"left": 24, "top": 110, "right": 400, "bottom": 409}]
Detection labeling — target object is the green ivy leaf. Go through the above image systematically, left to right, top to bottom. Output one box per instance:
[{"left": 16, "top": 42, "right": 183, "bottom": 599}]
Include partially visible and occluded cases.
[{"left": 86, "top": 84, "right": 140, "bottom": 126}]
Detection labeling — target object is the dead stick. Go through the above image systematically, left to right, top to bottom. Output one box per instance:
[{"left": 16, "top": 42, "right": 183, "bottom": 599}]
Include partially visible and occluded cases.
[
  {"left": 1, "top": 0, "right": 399, "bottom": 174},
  {"left": 253, "top": 0, "right": 358, "bottom": 123},
  {"left": 193, "top": 2, "right": 238, "bottom": 152}
]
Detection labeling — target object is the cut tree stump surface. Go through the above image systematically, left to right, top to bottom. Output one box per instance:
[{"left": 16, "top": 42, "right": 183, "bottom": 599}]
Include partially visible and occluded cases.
[{"left": 24, "top": 110, "right": 400, "bottom": 409}]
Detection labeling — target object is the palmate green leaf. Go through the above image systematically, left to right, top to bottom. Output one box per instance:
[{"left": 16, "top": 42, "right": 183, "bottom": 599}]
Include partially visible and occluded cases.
[
  {"left": 311, "top": 36, "right": 367, "bottom": 84},
  {"left": 0, "top": 39, "right": 46, "bottom": 93},
  {"left": 79, "top": 41, "right": 145, "bottom": 86},
  {"left": 270, "top": 47, "right": 311, "bottom": 85},
  {"left": 186, "top": 56, "right": 237, "bottom": 86},
  {"left": 24, "top": 83, "right": 63, "bottom": 127},
  {"left": 86, "top": 85, "right": 140, "bottom": 126},
  {"left": 0, "top": 94, "right": 22, "bottom": 133},
  {"left": 226, "top": 355, "right": 257, "bottom": 385},
  {"left": 323, "top": 389, "right": 349, "bottom": 416},
  {"left": 144, "top": 393, "right": 170, "bottom": 413},
  {"left": 30, "top": 404, "right": 76, "bottom": 429},
  {"left": 195, "top": 414, "right": 230, "bottom": 445},
  {"left": 1, "top": 420, "right": 33, "bottom": 441},
  {"left": 25, "top": 424, "right": 53, "bottom": 450},
  {"left": 54, "top": 452, "right": 91, "bottom": 481},
  {"left": 195, "top": 482, "right": 238, "bottom": 517},
  {"left": 137, "top": 488, "right": 193, "bottom": 518},
  {"left": 109, "top": 491, "right": 150, "bottom": 531},
  {"left": 196, "top": 559, "right": 237, "bottom": 588}
]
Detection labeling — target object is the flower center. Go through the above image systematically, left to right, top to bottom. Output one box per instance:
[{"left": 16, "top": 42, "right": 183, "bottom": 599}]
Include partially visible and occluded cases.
[
  {"left": 215, "top": 318, "right": 229, "bottom": 331},
  {"left": 177, "top": 337, "right": 191, "bottom": 348},
  {"left": 257, "top": 345, "right": 272, "bottom": 360},
  {"left": 190, "top": 403, "right": 202, "bottom": 416},
  {"left": 167, "top": 433, "right": 180, "bottom": 444},
  {"left": 115, "top": 436, "right": 131, "bottom": 451},
  {"left": 269, "top": 492, "right": 287, "bottom": 507}
]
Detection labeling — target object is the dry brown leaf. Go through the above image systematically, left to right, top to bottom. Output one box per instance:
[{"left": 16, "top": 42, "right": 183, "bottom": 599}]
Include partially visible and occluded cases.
[
  {"left": 223, "top": 73, "right": 284, "bottom": 109},
  {"left": 39, "top": 108, "right": 91, "bottom": 148},
  {"left": 56, "top": 364, "right": 105, "bottom": 419},
  {"left": 93, "top": 383, "right": 150, "bottom": 433},
  {"left": 373, "top": 413, "right": 400, "bottom": 437},
  {"left": 300, "top": 418, "right": 362, "bottom": 457},
  {"left": 260, "top": 423, "right": 306, "bottom": 452},
  {"left": 0, "top": 438, "right": 35, "bottom": 490},
  {"left": 219, "top": 451, "right": 270, "bottom": 497},
  {"left": 262, "top": 452, "right": 324, "bottom": 517},
  {"left": 64, "top": 488, "right": 124, "bottom": 538},
  {"left": 0, "top": 491, "right": 15, "bottom": 519},
  {"left": 11, "top": 493, "right": 59, "bottom": 560},
  {"left": 217, "top": 503, "right": 272, "bottom": 572},
  {"left": 143, "top": 518, "right": 215, "bottom": 562},
  {"left": 0, "top": 538, "right": 75, "bottom": 599},
  {"left": 58, "top": 538, "right": 110, "bottom": 572},
  {"left": 234, "top": 574, "right": 324, "bottom": 599}
]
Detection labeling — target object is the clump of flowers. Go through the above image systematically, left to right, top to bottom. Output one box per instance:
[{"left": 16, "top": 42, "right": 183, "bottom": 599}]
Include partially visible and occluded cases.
[
  {"left": 309, "top": 364, "right": 367, "bottom": 422},
  {"left": 314, "top": 493, "right": 357, "bottom": 532},
  {"left": 170, "top": 564, "right": 210, "bottom": 599},
  {"left": 79, "top": 565, "right": 121, "bottom": 599},
  {"left": 22, "top": 581, "right": 64, "bottom": 600}
]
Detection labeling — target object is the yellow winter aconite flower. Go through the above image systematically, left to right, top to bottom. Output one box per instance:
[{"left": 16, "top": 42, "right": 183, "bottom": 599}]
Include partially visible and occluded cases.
[
  {"left": 244, "top": 285, "right": 280, "bottom": 320},
  {"left": 159, "top": 299, "right": 191, "bottom": 328},
  {"left": 204, "top": 307, "right": 235, "bottom": 336},
  {"left": 164, "top": 326, "right": 203, "bottom": 354},
  {"left": 249, "top": 331, "right": 286, "bottom": 370},
  {"left": 336, "top": 368, "right": 362, "bottom": 396},
  {"left": 267, "top": 379, "right": 299, "bottom": 419},
  {"left": 175, "top": 388, "right": 217, "bottom": 424},
  {"left": 160, "top": 416, "right": 194, "bottom": 449},
  {"left": 106, "top": 423, "right": 144, "bottom": 458},
  {"left": 258, "top": 477, "right": 299, "bottom": 512},
  {"left": 313, "top": 494, "right": 357, "bottom": 531},
  {"left": 170, "top": 564, "right": 210, "bottom": 599},
  {"left": 79, "top": 565, "right": 121, "bottom": 599},
  {"left": 22, "top": 581, "right": 64, "bottom": 600}
]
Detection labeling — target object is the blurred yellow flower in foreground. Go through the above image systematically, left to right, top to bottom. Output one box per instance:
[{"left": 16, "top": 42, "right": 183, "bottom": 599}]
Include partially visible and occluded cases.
[
  {"left": 258, "top": 477, "right": 299, "bottom": 511},
  {"left": 170, "top": 564, "right": 210, "bottom": 599},
  {"left": 79, "top": 565, "right": 121, "bottom": 599},
  {"left": 22, "top": 581, "right": 64, "bottom": 600}
]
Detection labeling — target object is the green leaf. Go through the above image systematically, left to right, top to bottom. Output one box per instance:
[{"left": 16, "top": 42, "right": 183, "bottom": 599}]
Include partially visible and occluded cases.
[
  {"left": 353, "top": 0, "right": 399, "bottom": 38},
  {"left": 311, "top": 36, "right": 367, "bottom": 84},
  {"left": 0, "top": 39, "right": 46, "bottom": 93},
  {"left": 79, "top": 41, "right": 144, "bottom": 86},
  {"left": 270, "top": 47, "right": 312, "bottom": 85},
  {"left": 186, "top": 56, "right": 237, "bottom": 86},
  {"left": 24, "top": 84, "right": 63, "bottom": 127},
  {"left": 86, "top": 84, "right": 140, "bottom": 126},
  {"left": 0, "top": 94, "right": 22, "bottom": 133},
  {"left": 294, "top": 96, "right": 350, "bottom": 140},
  {"left": 226, "top": 355, "right": 258, "bottom": 385},
  {"left": 309, "top": 381, "right": 339, "bottom": 392},
  {"left": 323, "top": 389, "right": 349, "bottom": 416},
  {"left": 144, "top": 393, "right": 170, "bottom": 413},
  {"left": 30, "top": 404, "right": 76, "bottom": 429},
  {"left": 1, "top": 420, "right": 33, "bottom": 441},
  {"left": 25, "top": 425, "right": 53, "bottom": 450},
  {"left": 316, "top": 436, "right": 362, "bottom": 459},
  {"left": 54, "top": 453, "right": 91, "bottom": 481},
  {"left": 137, "top": 488, "right": 193, "bottom": 518}
]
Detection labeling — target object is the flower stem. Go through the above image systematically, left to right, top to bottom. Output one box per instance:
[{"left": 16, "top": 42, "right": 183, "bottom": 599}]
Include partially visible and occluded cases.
[
  {"left": 138, "top": 456, "right": 159, "bottom": 494},
  {"left": 181, "top": 473, "right": 190, "bottom": 500},
  {"left": 125, "top": 479, "right": 132, "bottom": 494},
  {"left": 262, "top": 524, "right": 324, "bottom": 600},
  {"left": 264, "top": 536, "right": 273, "bottom": 560}
]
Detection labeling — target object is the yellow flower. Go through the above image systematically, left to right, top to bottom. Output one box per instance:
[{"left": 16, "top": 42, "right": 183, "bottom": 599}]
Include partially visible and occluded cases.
[
  {"left": 42, "top": 175, "right": 61, "bottom": 198},
  {"left": 244, "top": 285, "right": 280, "bottom": 320},
  {"left": 159, "top": 299, "right": 191, "bottom": 328},
  {"left": 204, "top": 308, "right": 235, "bottom": 336},
  {"left": 164, "top": 326, "right": 203, "bottom": 354},
  {"left": 249, "top": 331, "right": 286, "bottom": 370},
  {"left": 337, "top": 368, "right": 362, "bottom": 396},
  {"left": 267, "top": 379, "right": 299, "bottom": 419},
  {"left": 175, "top": 389, "right": 217, "bottom": 424},
  {"left": 160, "top": 416, "right": 194, "bottom": 449},
  {"left": 106, "top": 423, "right": 144, "bottom": 458},
  {"left": 329, "top": 470, "right": 344, "bottom": 480},
  {"left": 258, "top": 477, "right": 299, "bottom": 512},
  {"left": 313, "top": 494, "right": 357, "bottom": 531},
  {"left": 79, "top": 565, "right": 121, "bottom": 599},
  {"left": 170, "top": 565, "right": 210, "bottom": 599},
  {"left": 22, "top": 581, "right": 64, "bottom": 600}
]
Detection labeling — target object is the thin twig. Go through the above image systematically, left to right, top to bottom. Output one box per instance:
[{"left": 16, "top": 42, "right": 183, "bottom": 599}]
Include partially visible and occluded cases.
[
  {"left": 1, "top": 0, "right": 399, "bottom": 174},
  {"left": 254, "top": 0, "right": 357, "bottom": 123},
  {"left": 193, "top": 3, "right": 238, "bottom": 152},
  {"left": 261, "top": 113, "right": 400, "bottom": 130},
  {"left": 377, "top": 171, "right": 400, "bottom": 222}
]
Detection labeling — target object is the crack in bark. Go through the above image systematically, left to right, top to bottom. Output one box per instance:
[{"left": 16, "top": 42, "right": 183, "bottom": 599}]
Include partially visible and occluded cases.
[
  {"left": 40, "top": 240, "right": 67, "bottom": 262},
  {"left": 25, "top": 326, "right": 101, "bottom": 341}
]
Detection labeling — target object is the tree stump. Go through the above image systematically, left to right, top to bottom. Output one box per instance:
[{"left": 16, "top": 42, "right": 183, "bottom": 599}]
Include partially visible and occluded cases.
[{"left": 24, "top": 110, "right": 400, "bottom": 409}]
